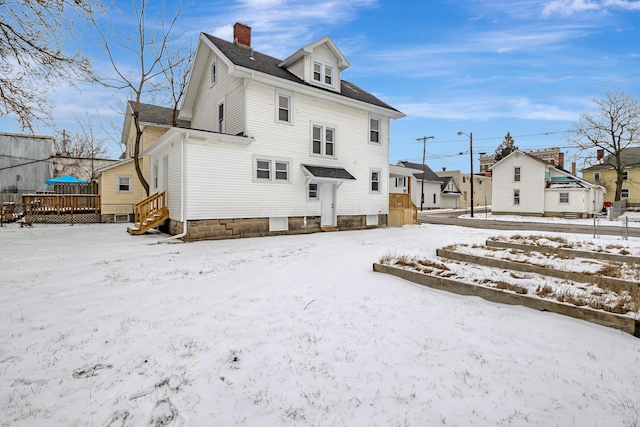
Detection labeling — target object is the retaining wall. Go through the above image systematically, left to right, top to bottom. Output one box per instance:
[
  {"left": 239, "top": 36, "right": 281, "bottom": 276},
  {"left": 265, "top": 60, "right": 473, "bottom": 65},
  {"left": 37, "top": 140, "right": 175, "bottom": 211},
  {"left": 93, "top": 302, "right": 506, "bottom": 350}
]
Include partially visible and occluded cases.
[{"left": 373, "top": 263, "right": 640, "bottom": 338}]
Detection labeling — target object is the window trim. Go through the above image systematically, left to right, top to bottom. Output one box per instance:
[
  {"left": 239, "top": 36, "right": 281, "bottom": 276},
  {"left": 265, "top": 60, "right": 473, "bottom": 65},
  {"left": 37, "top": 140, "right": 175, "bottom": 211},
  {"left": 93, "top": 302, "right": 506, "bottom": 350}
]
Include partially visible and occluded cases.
[
  {"left": 311, "top": 59, "right": 335, "bottom": 88},
  {"left": 210, "top": 60, "right": 217, "bottom": 86},
  {"left": 276, "top": 90, "right": 292, "bottom": 124},
  {"left": 218, "top": 102, "right": 225, "bottom": 133},
  {"left": 369, "top": 116, "right": 381, "bottom": 145},
  {"left": 310, "top": 123, "right": 337, "bottom": 158},
  {"left": 253, "top": 156, "right": 292, "bottom": 183},
  {"left": 514, "top": 167, "right": 521, "bottom": 182},
  {"left": 370, "top": 168, "right": 382, "bottom": 194},
  {"left": 116, "top": 175, "right": 132, "bottom": 193},
  {"left": 307, "top": 183, "right": 320, "bottom": 202},
  {"left": 621, "top": 188, "right": 630, "bottom": 198},
  {"left": 513, "top": 189, "right": 520, "bottom": 205},
  {"left": 559, "top": 192, "right": 569, "bottom": 204}
]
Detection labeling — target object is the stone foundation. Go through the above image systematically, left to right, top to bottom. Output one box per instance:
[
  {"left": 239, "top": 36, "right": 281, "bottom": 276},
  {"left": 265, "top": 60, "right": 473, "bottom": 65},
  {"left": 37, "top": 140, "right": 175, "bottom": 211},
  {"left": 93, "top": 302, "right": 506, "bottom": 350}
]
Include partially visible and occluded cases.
[{"left": 169, "top": 214, "right": 387, "bottom": 241}]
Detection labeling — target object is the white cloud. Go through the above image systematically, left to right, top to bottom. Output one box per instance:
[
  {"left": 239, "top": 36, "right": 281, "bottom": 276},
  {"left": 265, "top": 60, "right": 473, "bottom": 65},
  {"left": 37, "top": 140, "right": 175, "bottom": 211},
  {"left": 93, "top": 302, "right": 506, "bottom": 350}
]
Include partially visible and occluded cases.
[
  {"left": 542, "top": 0, "right": 640, "bottom": 16},
  {"left": 397, "top": 97, "right": 580, "bottom": 122}
]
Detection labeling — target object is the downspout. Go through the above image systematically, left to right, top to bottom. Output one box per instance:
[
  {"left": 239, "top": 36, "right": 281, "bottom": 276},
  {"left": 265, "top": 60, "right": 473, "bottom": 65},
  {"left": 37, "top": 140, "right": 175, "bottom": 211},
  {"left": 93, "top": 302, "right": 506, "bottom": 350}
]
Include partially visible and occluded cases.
[{"left": 158, "top": 132, "right": 188, "bottom": 243}]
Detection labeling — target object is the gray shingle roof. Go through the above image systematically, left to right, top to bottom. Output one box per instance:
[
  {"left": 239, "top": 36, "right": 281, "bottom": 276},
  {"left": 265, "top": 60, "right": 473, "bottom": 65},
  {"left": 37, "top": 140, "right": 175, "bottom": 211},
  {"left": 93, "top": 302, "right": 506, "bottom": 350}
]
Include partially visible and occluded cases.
[
  {"left": 204, "top": 34, "right": 401, "bottom": 113},
  {"left": 129, "top": 101, "right": 191, "bottom": 128},
  {"left": 583, "top": 147, "right": 640, "bottom": 170},
  {"left": 397, "top": 161, "right": 441, "bottom": 181},
  {"left": 302, "top": 165, "right": 356, "bottom": 180}
]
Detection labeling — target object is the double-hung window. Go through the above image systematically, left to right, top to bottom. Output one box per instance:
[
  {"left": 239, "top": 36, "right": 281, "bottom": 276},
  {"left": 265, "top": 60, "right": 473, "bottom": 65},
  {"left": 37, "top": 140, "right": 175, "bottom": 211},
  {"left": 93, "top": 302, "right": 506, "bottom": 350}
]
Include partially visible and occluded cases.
[
  {"left": 210, "top": 60, "right": 217, "bottom": 86},
  {"left": 312, "top": 60, "right": 334, "bottom": 87},
  {"left": 277, "top": 91, "right": 291, "bottom": 123},
  {"left": 218, "top": 103, "right": 225, "bottom": 133},
  {"left": 369, "top": 117, "right": 380, "bottom": 144},
  {"left": 311, "top": 125, "right": 336, "bottom": 157},
  {"left": 255, "top": 158, "right": 290, "bottom": 182},
  {"left": 256, "top": 160, "right": 271, "bottom": 180},
  {"left": 514, "top": 167, "right": 521, "bottom": 182},
  {"left": 370, "top": 169, "right": 381, "bottom": 193},
  {"left": 623, "top": 170, "right": 629, "bottom": 180},
  {"left": 594, "top": 172, "right": 600, "bottom": 181},
  {"left": 117, "top": 176, "right": 132, "bottom": 193},
  {"left": 308, "top": 183, "right": 319, "bottom": 201},
  {"left": 514, "top": 189, "right": 520, "bottom": 205},
  {"left": 622, "top": 189, "right": 630, "bottom": 198},
  {"left": 559, "top": 192, "right": 569, "bottom": 204}
]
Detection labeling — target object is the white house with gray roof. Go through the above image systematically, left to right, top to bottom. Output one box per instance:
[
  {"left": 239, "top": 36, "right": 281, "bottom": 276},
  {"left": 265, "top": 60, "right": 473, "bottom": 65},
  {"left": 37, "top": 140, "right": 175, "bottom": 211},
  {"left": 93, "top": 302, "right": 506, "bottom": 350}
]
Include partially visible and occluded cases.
[
  {"left": 139, "top": 23, "right": 404, "bottom": 239},
  {"left": 491, "top": 150, "right": 604, "bottom": 218}
]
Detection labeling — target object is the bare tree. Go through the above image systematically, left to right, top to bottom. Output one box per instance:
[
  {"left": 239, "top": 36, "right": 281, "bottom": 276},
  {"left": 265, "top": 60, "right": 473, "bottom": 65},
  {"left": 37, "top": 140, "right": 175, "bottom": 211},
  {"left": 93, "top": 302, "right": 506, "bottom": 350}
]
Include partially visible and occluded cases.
[
  {"left": 0, "top": 0, "right": 102, "bottom": 131},
  {"left": 91, "top": 0, "right": 183, "bottom": 195},
  {"left": 161, "top": 43, "right": 193, "bottom": 127},
  {"left": 567, "top": 92, "right": 640, "bottom": 201},
  {"left": 54, "top": 114, "right": 110, "bottom": 180}
]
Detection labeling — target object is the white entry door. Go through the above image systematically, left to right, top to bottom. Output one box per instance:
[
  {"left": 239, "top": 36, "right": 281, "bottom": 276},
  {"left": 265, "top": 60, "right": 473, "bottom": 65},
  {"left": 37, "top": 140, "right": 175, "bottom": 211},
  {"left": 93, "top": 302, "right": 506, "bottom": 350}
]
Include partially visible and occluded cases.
[{"left": 320, "top": 183, "right": 336, "bottom": 227}]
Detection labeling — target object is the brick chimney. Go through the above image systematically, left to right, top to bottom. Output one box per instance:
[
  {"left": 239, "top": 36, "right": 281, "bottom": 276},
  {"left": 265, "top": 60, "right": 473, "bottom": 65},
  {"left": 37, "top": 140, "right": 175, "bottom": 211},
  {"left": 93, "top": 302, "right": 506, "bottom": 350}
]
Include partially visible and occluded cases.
[
  {"left": 234, "top": 22, "right": 251, "bottom": 47},
  {"left": 597, "top": 149, "right": 604, "bottom": 161},
  {"left": 558, "top": 152, "right": 564, "bottom": 169},
  {"left": 571, "top": 162, "right": 576, "bottom": 175}
]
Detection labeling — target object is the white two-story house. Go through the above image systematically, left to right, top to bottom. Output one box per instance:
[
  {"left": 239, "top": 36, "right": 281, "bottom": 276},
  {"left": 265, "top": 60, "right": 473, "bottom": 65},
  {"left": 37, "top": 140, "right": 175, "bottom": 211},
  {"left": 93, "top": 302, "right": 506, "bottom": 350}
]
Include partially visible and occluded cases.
[{"left": 139, "top": 23, "right": 405, "bottom": 240}]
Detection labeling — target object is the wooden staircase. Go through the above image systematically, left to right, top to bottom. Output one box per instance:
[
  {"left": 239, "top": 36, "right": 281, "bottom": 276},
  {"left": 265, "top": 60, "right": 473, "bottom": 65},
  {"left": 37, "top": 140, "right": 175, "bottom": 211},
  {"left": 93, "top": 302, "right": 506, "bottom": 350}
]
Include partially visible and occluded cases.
[{"left": 127, "top": 191, "right": 169, "bottom": 235}]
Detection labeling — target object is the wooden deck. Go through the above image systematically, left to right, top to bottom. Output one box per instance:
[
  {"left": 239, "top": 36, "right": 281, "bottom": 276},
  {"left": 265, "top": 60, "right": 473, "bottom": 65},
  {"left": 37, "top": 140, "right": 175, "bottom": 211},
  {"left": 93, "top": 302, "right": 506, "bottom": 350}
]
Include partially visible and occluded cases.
[
  {"left": 388, "top": 193, "right": 418, "bottom": 227},
  {"left": 23, "top": 194, "right": 100, "bottom": 215}
]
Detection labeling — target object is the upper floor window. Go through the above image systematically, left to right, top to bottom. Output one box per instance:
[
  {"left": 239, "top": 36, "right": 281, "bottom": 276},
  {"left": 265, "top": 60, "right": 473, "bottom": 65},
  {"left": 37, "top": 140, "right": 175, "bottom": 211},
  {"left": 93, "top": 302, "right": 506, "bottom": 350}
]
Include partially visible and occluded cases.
[
  {"left": 210, "top": 60, "right": 217, "bottom": 86},
  {"left": 312, "top": 60, "right": 334, "bottom": 87},
  {"left": 277, "top": 93, "right": 291, "bottom": 123},
  {"left": 218, "top": 103, "right": 225, "bottom": 133},
  {"left": 369, "top": 117, "right": 380, "bottom": 144},
  {"left": 311, "top": 125, "right": 336, "bottom": 157},
  {"left": 514, "top": 167, "right": 521, "bottom": 182},
  {"left": 623, "top": 170, "right": 629, "bottom": 180},
  {"left": 594, "top": 172, "right": 600, "bottom": 181}
]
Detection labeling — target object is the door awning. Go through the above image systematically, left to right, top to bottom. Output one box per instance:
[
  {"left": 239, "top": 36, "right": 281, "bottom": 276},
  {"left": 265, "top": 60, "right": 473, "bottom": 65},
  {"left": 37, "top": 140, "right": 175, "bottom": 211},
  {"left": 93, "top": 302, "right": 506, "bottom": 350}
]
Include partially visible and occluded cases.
[{"left": 301, "top": 164, "right": 356, "bottom": 183}]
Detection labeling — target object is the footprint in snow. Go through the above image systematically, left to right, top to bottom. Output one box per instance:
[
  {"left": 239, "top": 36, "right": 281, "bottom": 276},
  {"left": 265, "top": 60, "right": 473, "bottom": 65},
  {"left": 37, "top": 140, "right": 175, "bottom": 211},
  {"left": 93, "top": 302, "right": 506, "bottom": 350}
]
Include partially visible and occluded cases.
[
  {"left": 72, "top": 363, "right": 113, "bottom": 379},
  {"left": 149, "top": 399, "right": 183, "bottom": 427},
  {"left": 104, "top": 410, "right": 130, "bottom": 427}
]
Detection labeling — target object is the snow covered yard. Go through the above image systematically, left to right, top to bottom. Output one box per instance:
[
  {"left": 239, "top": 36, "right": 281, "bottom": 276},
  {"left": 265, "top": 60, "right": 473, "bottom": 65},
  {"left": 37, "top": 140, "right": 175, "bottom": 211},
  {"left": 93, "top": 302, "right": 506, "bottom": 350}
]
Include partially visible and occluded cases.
[{"left": 1, "top": 223, "right": 640, "bottom": 426}]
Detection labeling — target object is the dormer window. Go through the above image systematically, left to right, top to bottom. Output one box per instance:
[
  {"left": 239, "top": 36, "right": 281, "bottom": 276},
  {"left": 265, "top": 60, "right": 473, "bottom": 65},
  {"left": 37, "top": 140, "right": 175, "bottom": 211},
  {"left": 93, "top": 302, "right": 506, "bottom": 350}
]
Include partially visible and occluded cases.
[{"left": 312, "top": 60, "right": 334, "bottom": 88}]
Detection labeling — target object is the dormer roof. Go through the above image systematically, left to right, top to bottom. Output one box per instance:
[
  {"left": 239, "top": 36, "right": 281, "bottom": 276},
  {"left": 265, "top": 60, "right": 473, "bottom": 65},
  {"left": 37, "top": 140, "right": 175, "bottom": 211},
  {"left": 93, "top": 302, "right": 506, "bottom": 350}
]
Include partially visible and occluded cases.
[{"left": 278, "top": 36, "right": 350, "bottom": 71}]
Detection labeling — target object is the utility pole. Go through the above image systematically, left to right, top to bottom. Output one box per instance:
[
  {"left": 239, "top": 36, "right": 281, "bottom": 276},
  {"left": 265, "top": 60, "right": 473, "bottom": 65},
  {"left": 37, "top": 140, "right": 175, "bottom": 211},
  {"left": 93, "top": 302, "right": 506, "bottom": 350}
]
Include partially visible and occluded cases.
[
  {"left": 457, "top": 131, "right": 474, "bottom": 217},
  {"left": 417, "top": 136, "right": 435, "bottom": 212}
]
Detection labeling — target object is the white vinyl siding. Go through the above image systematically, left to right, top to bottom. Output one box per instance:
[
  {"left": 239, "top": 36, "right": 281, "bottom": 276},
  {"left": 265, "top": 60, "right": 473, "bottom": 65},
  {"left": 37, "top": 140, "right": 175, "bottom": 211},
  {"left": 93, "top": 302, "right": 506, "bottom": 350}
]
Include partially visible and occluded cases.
[
  {"left": 191, "top": 52, "right": 245, "bottom": 135},
  {"left": 184, "top": 80, "right": 390, "bottom": 218}
]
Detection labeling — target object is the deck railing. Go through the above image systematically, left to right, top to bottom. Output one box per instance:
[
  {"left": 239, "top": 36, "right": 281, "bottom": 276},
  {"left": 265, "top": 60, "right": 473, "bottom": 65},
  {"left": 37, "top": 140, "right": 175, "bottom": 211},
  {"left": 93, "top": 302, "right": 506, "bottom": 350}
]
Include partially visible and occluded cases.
[
  {"left": 133, "top": 191, "right": 167, "bottom": 225},
  {"left": 389, "top": 193, "right": 418, "bottom": 226},
  {"left": 22, "top": 194, "right": 101, "bottom": 215}
]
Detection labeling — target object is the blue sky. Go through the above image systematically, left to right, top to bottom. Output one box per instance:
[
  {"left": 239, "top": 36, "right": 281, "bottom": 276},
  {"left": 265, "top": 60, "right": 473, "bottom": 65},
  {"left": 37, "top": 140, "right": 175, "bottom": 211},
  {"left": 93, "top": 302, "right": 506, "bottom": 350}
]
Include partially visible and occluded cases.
[{"left": 3, "top": 0, "right": 640, "bottom": 173}]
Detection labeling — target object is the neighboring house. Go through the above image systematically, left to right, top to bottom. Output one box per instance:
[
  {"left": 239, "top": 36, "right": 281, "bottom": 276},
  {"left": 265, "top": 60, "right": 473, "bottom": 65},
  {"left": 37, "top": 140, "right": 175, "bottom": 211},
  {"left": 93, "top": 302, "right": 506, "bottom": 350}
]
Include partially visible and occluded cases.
[
  {"left": 139, "top": 23, "right": 404, "bottom": 239},
  {"left": 97, "top": 102, "right": 190, "bottom": 223},
  {"left": 0, "top": 132, "right": 53, "bottom": 202},
  {"left": 480, "top": 147, "right": 564, "bottom": 174},
  {"left": 582, "top": 147, "right": 640, "bottom": 207},
  {"left": 492, "top": 150, "right": 605, "bottom": 218},
  {"left": 396, "top": 161, "right": 453, "bottom": 210},
  {"left": 435, "top": 169, "right": 492, "bottom": 209},
  {"left": 437, "top": 176, "right": 462, "bottom": 209}
]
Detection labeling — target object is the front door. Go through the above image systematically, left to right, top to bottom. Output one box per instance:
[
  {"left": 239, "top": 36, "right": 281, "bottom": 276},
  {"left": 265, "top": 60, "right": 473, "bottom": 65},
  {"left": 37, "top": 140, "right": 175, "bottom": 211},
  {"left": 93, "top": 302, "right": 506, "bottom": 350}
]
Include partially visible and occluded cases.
[{"left": 320, "top": 183, "right": 336, "bottom": 227}]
